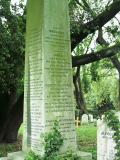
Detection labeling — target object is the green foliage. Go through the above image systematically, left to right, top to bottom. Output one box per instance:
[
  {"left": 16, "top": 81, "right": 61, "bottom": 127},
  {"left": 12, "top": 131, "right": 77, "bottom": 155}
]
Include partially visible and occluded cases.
[
  {"left": 0, "top": 0, "right": 25, "bottom": 94},
  {"left": 70, "top": 0, "right": 120, "bottom": 117},
  {"left": 90, "top": 62, "right": 100, "bottom": 82},
  {"left": 82, "top": 67, "right": 90, "bottom": 93},
  {"left": 85, "top": 76, "right": 118, "bottom": 111},
  {"left": 93, "top": 96, "right": 115, "bottom": 118},
  {"left": 104, "top": 110, "right": 120, "bottom": 160},
  {"left": 25, "top": 121, "right": 81, "bottom": 160},
  {"left": 44, "top": 121, "right": 63, "bottom": 158},
  {"left": 0, "top": 124, "right": 97, "bottom": 159},
  {"left": 25, "top": 151, "right": 80, "bottom": 160},
  {"left": 25, "top": 152, "right": 40, "bottom": 160}
]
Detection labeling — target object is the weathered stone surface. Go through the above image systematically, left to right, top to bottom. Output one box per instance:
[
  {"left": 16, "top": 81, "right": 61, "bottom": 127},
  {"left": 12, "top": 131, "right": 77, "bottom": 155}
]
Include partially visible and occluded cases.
[
  {"left": 23, "top": 0, "right": 77, "bottom": 156},
  {"left": 97, "top": 113, "right": 120, "bottom": 160},
  {"left": 89, "top": 114, "right": 94, "bottom": 123},
  {"left": 97, "top": 119, "right": 115, "bottom": 160},
  {"left": 6, "top": 151, "right": 92, "bottom": 160},
  {"left": 7, "top": 151, "right": 25, "bottom": 160},
  {"left": 76, "top": 151, "right": 92, "bottom": 160}
]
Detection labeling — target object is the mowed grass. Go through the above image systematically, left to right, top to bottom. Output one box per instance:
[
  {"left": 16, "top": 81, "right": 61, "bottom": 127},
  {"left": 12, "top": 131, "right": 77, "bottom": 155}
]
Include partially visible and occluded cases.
[
  {"left": 0, "top": 123, "right": 97, "bottom": 159},
  {"left": 77, "top": 123, "right": 97, "bottom": 160}
]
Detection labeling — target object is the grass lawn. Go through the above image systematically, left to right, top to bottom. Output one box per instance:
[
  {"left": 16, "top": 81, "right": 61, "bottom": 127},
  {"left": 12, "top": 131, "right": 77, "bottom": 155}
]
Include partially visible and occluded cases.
[
  {"left": 0, "top": 123, "right": 97, "bottom": 159},
  {"left": 76, "top": 123, "right": 97, "bottom": 160}
]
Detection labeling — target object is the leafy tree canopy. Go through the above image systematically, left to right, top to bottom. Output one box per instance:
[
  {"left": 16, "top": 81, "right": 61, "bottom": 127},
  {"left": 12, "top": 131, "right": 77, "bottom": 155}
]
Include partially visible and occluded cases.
[{"left": 0, "top": 0, "right": 25, "bottom": 94}]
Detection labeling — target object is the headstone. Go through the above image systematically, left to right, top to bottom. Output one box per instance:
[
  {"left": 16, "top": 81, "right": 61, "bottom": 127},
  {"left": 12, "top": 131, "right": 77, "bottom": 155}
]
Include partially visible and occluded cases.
[
  {"left": 23, "top": 0, "right": 77, "bottom": 156},
  {"left": 97, "top": 113, "right": 120, "bottom": 160},
  {"left": 81, "top": 114, "right": 89, "bottom": 124},
  {"left": 89, "top": 114, "right": 93, "bottom": 123},
  {"left": 93, "top": 118, "right": 97, "bottom": 122},
  {"left": 93, "top": 118, "right": 97, "bottom": 126}
]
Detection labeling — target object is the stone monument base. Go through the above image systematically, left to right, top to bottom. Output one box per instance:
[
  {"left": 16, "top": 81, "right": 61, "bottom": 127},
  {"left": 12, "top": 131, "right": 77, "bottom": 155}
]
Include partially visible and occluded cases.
[
  {"left": 0, "top": 151, "right": 92, "bottom": 160},
  {"left": 7, "top": 151, "right": 25, "bottom": 160},
  {"left": 76, "top": 151, "right": 92, "bottom": 160}
]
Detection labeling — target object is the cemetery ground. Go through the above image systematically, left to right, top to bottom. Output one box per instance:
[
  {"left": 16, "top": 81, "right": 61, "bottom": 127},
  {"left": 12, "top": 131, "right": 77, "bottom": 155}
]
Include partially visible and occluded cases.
[{"left": 0, "top": 123, "right": 97, "bottom": 159}]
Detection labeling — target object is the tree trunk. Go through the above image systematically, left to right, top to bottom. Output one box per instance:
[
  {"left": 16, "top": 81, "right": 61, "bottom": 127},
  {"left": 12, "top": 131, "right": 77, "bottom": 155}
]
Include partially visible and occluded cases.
[
  {"left": 73, "top": 66, "right": 86, "bottom": 119},
  {"left": 0, "top": 93, "right": 23, "bottom": 143}
]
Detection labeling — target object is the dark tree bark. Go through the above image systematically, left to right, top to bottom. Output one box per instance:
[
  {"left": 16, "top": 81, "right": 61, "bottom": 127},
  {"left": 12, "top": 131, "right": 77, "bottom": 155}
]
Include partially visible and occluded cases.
[
  {"left": 72, "top": 43, "right": 120, "bottom": 67},
  {"left": 73, "top": 66, "right": 86, "bottom": 119},
  {"left": 0, "top": 93, "right": 23, "bottom": 143},
  {"left": 0, "top": 94, "right": 9, "bottom": 141}
]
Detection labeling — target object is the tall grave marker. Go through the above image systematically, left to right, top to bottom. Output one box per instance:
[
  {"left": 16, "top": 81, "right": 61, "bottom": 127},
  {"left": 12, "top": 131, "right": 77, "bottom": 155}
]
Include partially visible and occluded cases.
[
  {"left": 23, "top": 0, "right": 77, "bottom": 156},
  {"left": 97, "top": 113, "right": 120, "bottom": 160},
  {"left": 97, "top": 119, "right": 116, "bottom": 160}
]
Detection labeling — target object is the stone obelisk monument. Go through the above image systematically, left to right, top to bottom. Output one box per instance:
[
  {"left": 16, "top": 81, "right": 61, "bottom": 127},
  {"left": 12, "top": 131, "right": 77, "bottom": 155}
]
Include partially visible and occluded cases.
[{"left": 23, "top": 0, "right": 77, "bottom": 156}]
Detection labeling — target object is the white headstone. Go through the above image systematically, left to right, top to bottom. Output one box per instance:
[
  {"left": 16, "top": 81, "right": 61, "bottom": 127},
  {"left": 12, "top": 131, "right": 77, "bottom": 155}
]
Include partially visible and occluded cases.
[
  {"left": 81, "top": 114, "right": 89, "bottom": 124},
  {"left": 89, "top": 114, "right": 94, "bottom": 123},
  {"left": 97, "top": 114, "right": 119, "bottom": 160},
  {"left": 93, "top": 118, "right": 97, "bottom": 122}
]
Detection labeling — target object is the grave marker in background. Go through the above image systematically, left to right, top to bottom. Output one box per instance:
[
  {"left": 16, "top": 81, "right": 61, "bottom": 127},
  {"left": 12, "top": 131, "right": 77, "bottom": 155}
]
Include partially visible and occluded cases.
[
  {"left": 81, "top": 114, "right": 89, "bottom": 124},
  {"left": 89, "top": 114, "right": 94, "bottom": 123},
  {"left": 75, "top": 117, "right": 80, "bottom": 127},
  {"left": 97, "top": 117, "right": 118, "bottom": 160}
]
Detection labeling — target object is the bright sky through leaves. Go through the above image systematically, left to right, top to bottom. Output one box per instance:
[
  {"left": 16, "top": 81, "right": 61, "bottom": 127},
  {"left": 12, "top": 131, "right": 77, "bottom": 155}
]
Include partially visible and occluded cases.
[{"left": 11, "top": 0, "right": 27, "bottom": 5}]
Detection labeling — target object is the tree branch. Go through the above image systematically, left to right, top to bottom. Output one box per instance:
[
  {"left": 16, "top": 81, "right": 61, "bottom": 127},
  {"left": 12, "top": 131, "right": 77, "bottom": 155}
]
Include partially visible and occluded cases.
[
  {"left": 71, "top": 0, "right": 120, "bottom": 50},
  {"left": 97, "top": 28, "right": 120, "bottom": 72},
  {"left": 72, "top": 43, "right": 120, "bottom": 67}
]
